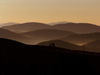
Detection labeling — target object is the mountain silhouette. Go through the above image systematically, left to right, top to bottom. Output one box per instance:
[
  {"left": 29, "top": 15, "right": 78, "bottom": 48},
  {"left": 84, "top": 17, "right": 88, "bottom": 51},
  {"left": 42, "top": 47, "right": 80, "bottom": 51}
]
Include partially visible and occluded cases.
[
  {"left": 2, "top": 22, "right": 50, "bottom": 33},
  {"left": 2, "top": 22, "right": 100, "bottom": 34},
  {"left": 50, "top": 23, "right": 100, "bottom": 33},
  {"left": 0, "top": 28, "right": 35, "bottom": 44},
  {"left": 21, "top": 29, "right": 76, "bottom": 44},
  {"left": 61, "top": 32, "right": 100, "bottom": 45},
  {"left": 0, "top": 38, "right": 100, "bottom": 75},
  {"left": 38, "top": 40, "right": 82, "bottom": 50}
]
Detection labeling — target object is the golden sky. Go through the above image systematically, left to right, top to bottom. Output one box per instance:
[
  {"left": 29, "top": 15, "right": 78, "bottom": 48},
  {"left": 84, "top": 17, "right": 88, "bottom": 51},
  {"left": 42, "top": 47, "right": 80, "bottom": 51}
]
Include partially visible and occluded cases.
[{"left": 0, "top": 0, "right": 100, "bottom": 25}]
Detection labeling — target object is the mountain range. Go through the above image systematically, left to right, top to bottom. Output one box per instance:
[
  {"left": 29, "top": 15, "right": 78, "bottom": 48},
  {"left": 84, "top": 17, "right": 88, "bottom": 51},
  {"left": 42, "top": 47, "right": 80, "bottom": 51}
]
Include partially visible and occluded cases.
[
  {"left": 1, "top": 21, "right": 100, "bottom": 51},
  {"left": 1, "top": 21, "right": 100, "bottom": 75},
  {"left": 2, "top": 22, "right": 100, "bottom": 34}
]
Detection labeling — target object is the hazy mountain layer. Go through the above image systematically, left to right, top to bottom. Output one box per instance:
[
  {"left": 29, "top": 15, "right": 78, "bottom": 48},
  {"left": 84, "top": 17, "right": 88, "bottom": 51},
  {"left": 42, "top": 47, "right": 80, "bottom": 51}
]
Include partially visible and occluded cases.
[
  {"left": 2, "top": 22, "right": 50, "bottom": 33},
  {"left": 2, "top": 22, "right": 100, "bottom": 34},
  {"left": 50, "top": 23, "right": 100, "bottom": 33},
  {"left": 0, "top": 28, "right": 35, "bottom": 44},
  {"left": 21, "top": 29, "right": 76, "bottom": 44},
  {"left": 61, "top": 32, "right": 100, "bottom": 45}
]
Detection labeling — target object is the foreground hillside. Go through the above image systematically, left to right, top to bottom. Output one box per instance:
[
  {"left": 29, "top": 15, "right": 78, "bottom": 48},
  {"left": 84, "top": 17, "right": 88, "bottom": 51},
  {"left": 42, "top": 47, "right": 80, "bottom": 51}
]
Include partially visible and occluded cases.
[{"left": 0, "top": 38, "right": 100, "bottom": 75}]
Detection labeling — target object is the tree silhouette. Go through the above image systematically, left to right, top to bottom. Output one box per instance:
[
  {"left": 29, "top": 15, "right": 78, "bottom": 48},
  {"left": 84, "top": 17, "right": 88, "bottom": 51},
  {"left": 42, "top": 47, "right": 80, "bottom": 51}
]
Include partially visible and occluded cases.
[{"left": 52, "top": 43, "right": 55, "bottom": 47}]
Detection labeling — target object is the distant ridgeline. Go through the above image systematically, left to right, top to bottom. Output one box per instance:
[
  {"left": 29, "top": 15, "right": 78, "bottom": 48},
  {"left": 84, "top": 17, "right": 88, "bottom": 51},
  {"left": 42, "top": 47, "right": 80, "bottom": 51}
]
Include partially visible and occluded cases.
[{"left": 0, "top": 38, "right": 100, "bottom": 75}]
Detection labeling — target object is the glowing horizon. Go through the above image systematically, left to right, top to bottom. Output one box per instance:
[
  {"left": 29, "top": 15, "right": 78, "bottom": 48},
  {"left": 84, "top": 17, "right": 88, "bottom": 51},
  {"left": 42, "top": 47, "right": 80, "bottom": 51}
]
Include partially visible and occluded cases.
[{"left": 0, "top": 0, "right": 100, "bottom": 25}]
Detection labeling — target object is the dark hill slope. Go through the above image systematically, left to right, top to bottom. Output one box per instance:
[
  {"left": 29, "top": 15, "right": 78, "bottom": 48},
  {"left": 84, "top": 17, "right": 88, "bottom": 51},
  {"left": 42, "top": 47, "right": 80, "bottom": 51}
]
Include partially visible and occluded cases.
[
  {"left": 2, "top": 22, "right": 50, "bottom": 33},
  {"left": 50, "top": 23, "right": 100, "bottom": 33},
  {"left": 0, "top": 28, "right": 35, "bottom": 44},
  {"left": 61, "top": 32, "right": 100, "bottom": 45},
  {"left": 0, "top": 38, "right": 100, "bottom": 75},
  {"left": 80, "top": 40, "right": 100, "bottom": 52},
  {"left": 85, "top": 40, "right": 100, "bottom": 51}
]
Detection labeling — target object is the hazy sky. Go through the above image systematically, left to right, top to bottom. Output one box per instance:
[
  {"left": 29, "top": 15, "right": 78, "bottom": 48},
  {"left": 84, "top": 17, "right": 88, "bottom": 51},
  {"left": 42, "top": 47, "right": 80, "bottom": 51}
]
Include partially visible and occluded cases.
[{"left": 0, "top": 0, "right": 100, "bottom": 25}]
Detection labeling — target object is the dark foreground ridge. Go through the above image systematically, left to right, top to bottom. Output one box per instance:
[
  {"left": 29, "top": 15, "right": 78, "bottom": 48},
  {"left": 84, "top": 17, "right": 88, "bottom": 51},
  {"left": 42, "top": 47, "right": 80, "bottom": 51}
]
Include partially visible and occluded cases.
[{"left": 0, "top": 38, "right": 100, "bottom": 75}]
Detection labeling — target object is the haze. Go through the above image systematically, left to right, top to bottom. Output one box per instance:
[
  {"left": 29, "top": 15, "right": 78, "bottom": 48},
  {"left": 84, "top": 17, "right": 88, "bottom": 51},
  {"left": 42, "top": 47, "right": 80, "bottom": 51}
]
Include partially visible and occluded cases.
[{"left": 0, "top": 0, "right": 100, "bottom": 25}]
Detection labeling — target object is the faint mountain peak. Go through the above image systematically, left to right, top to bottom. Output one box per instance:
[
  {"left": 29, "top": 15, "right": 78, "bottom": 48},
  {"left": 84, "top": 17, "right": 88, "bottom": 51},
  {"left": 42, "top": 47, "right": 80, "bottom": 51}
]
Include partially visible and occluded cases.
[
  {"left": 48, "top": 21, "right": 71, "bottom": 25},
  {"left": 0, "top": 22, "right": 19, "bottom": 27},
  {"left": 22, "top": 22, "right": 48, "bottom": 25}
]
